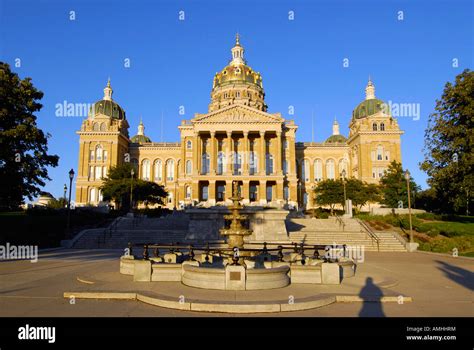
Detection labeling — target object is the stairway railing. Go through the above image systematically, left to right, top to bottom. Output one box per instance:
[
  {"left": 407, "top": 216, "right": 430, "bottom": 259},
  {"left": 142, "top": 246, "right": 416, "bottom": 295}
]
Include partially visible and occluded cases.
[
  {"left": 334, "top": 215, "right": 345, "bottom": 232},
  {"left": 356, "top": 218, "right": 380, "bottom": 251}
]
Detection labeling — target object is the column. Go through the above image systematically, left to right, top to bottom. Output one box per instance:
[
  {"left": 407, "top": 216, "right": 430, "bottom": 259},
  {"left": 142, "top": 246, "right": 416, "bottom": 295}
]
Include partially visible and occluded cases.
[
  {"left": 210, "top": 131, "right": 216, "bottom": 175},
  {"left": 243, "top": 131, "right": 249, "bottom": 175},
  {"left": 259, "top": 131, "right": 266, "bottom": 175},
  {"left": 276, "top": 131, "right": 282, "bottom": 175},
  {"left": 193, "top": 132, "right": 199, "bottom": 176},
  {"left": 226, "top": 132, "right": 233, "bottom": 175},
  {"left": 197, "top": 133, "right": 202, "bottom": 176},
  {"left": 288, "top": 135, "right": 296, "bottom": 176},
  {"left": 180, "top": 136, "right": 186, "bottom": 177},
  {"left": 209, "top": 180, "right": 216, "bottom": 205},
  {"left": 242, "top": 180, "right": 250, "bottom": 204},
  {"left": 259, "top": 180, "right": 266, "bottom": 204},
  {"left": 276, "top": 180, "right": 284, "bottom": 202},
  {"left": 192, "top": 181, "right": 199, "bottom": 202}
]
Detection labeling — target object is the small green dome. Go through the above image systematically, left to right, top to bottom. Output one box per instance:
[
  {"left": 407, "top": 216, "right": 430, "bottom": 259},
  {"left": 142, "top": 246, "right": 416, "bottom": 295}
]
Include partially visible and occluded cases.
[
  {"left": 352, "top": 98, "right": 386, "bottom": 119},
  {"left": 91, "top": 99, "right": 126, "bottom": 120},
  {"left": 130, "top": 134, "right": 151, "bottom": 143},
  {"left": 325, "top": 134, "right": 347, "bottom": 144}
]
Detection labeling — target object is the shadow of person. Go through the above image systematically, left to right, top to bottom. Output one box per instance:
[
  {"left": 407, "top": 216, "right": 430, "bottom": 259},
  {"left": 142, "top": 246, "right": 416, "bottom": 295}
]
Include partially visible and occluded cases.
[
  {"left": 436, "top": 260, "right": 474, "bottom": 291},
  {"left": 358, "top": 277, "right": 386, "bottom": 317}
]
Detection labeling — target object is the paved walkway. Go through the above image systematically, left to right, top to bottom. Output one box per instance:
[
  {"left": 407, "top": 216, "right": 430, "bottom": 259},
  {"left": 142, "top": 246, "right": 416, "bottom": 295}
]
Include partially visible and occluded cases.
[{"left": 0, "top": 249, "right": 472, "bottom": 316}]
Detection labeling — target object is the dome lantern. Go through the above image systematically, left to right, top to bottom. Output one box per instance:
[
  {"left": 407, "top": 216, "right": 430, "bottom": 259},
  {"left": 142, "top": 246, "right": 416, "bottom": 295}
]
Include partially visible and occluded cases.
[
  {"left": 365, "top": 76, "right": 375, "bottom": 100},
  {"left": 103, "top": 77, "right": 113, "bottom": 101}
]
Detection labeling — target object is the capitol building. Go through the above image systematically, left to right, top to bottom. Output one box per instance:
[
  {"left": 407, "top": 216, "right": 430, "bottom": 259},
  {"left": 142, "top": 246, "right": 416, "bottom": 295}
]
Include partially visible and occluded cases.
[{"left": 75, "top": 35, "right": 403, "bottom": 209}]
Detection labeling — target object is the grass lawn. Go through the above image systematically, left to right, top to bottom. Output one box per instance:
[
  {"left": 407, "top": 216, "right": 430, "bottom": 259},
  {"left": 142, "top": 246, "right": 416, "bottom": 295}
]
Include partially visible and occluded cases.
[{"left": 357, "top": 212, "right": 474, "bottom": 256}]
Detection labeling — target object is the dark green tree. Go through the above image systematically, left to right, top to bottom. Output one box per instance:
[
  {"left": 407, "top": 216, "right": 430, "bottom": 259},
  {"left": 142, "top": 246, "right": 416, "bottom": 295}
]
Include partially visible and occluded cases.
[
  {"left": 0, "top": 63, "right": 59, "bottom": 210},
  {"left": 420, "top": 69, "right": 473, "bottom": 214},
  {"left": 379, "top": 161, "right": 419, "bottom": 208},
  {"left": 100, "top": 163, "right": 167, "bottom": 210},
  {"left": 314, "top": 179, "right": 344, "bottom": 214},
  {"left": 345, "top": 179, "right": 381, "bottom": 212}
]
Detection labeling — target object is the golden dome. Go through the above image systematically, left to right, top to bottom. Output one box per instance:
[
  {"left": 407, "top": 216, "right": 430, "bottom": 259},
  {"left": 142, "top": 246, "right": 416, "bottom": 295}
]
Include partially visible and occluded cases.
[{"left": 209, "top": 34, "right": 267, "bottom": 112}]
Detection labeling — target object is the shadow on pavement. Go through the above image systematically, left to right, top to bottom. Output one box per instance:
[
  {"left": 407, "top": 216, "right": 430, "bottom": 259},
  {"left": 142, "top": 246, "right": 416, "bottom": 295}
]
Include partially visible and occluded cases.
[
  {"left": 436, "top": 260, "right": 474, "bottom": 291},
  {"left": 358, "top": 277, "right": 386, "bottom": 317}
]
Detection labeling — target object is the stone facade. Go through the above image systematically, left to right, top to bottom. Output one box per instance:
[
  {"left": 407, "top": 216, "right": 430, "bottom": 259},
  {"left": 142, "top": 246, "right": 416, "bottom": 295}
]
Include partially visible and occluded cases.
[{"left": 75, "top": 35, "right": 403, "bottom": 209}]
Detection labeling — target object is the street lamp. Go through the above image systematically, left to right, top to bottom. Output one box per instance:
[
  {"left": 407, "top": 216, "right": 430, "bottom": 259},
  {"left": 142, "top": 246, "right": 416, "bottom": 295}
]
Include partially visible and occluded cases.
[
  {"left": 130, "top": 168, "right": 135, "bottom": 212},
  {"left": 66, "top": 169, "right": 75, "bottom": 236},
  {"left": 341, "top": 169, "right": 347, "bottom": 212},
  {"left": 404, "top": 169, "right": 414, "bottom": 244},
  {"left": 63, "top": 184, "right": 67, "bottom": 205}
]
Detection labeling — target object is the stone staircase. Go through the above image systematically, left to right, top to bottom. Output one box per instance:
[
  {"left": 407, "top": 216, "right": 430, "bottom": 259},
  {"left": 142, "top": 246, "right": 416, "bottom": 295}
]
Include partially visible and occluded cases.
[
  {"left": 71, "top": 213, "right": 190, "bottom": 249},
  {"left": 286, "top": 217, "right": 407, "bottom": 252}
]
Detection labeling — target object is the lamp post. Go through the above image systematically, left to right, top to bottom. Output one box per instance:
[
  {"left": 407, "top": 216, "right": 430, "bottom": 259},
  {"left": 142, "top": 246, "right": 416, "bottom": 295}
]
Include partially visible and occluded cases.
[
  {"left": 130, "top": 168, "right": 135, "bottom": 212},
  {"left": 66, "top": 169, "right": 75, "bottom": 237},
  {"left": 341, "top": 169, "right": 347, "bottom": 212},
  {"left": 404, "top": 169, "right": 414, "bottom": 244},
  {"left": 63, "top": 184, "right": 67, "bottom": 206}
]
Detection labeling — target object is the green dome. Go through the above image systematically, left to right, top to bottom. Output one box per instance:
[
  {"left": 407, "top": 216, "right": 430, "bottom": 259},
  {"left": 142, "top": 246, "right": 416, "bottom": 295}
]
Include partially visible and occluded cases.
[
  {"left": 352, "top": 98, "right": 386, "bottom": 119},
  {"left": 91, "top": 99, "right": 126, "bottom": 120},
  {"left": 130, "top": 134, "right": 151, "bottom": 143},
  {"left": 325, "top": 134, "right": 347, "bottom": 144}
]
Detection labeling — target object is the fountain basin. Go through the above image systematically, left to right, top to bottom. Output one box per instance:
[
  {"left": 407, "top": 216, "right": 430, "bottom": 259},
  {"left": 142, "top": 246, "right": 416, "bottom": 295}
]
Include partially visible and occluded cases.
[{"left": 182, "top": 264, "right": 290, "bottom": 290}]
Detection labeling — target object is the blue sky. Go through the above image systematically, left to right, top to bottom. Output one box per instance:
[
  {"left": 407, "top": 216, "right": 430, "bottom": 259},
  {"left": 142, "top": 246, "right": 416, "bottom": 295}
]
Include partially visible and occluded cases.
[{"left": 1, "top": 0, "right": 472, "bottom": 200}]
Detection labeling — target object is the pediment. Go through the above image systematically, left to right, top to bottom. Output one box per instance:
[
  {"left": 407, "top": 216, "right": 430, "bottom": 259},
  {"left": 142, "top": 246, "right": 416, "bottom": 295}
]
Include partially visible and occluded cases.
[{"left": 192, "top": 105, "right": 284, "bottom": 124}]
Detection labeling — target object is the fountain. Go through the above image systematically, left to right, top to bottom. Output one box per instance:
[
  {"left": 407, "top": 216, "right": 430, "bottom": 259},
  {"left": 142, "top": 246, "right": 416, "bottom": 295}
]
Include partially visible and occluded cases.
[
  {"left": 119, "top": 180, "right": 357, "bottom": 291},
  {"left": 219, "top": 181, "right": 252, "bottom": 250}
]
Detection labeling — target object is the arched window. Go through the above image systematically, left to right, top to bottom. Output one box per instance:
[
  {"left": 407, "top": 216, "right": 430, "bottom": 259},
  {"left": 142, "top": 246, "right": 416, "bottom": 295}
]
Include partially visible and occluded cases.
[
  {"left": 236, "top": 91, "right": 240, "bottom": 98},
  {"left": 380, "top": 122, "right": 385, "bottom": 131},
  {"left": 93, "top": 123, "right": 99, "bottom": 131},
  {"left": 100, "top": 123, "right": 106, "bottom": 131},
  {"left": 372, "top": 123, "right": 378, "bottom": 131},
  {"left": 186, "top": 140, "right": 192, "bottom": 149},
  {"left": 96, "top": 145, "right": 103, "bottom": 161},
  {"left": 377, "top": 145, "right": 383, "bottom": 161},
  {"left": 89, "top": 150, "right": 94, "bottom": 161},
  {"left": 217, "top": 151, "right": 225, "bottom": 175},
  {"left": 385, "top": 151, "right": 390, "bottom": 161},
  {"left": 233, "top": 152, "right": 242, "bottom": 175},
  {"left": 250, "top": 152, "right": 258, "bottom": 175},
  {"left": 201, "top": 153, "right": 210, "bottom": 175},
  {"left": 265, "top": 154, "right": 273, "bottom": 175},
  {"left": 141, "top": 159, "right": 150, "bottom": 180},
  {"left": 166, "top": 159, "right": 175, "bottom": 181},
  {"left": 302, "top": 159, "right": 310, "bottom": 182},
  {"left": 314, "top": 159, "right": 322, "bottom": 181},
  {"left": 326, "top": 159, "right": 335, "bottom": 179},
  {"left": 154, "top": 160, "right": 162, "bottom": 182},
  {"left": 186, "top": 160, "right": 192, "bottom": 175},
  {"left": 89, "top": 166, "right": 95, "bottom": 180},
  {"left": 95, "top": 166, "right": 102, "bottom": 180},
  {"left": 185, "top": 186, "right": 191, "bottom": 199},
  {"left": 90, "top": 188, "right": 97, "bottom": 203},
  {"left": 98, "top": 189, "right": 103, "bottom": 202}
]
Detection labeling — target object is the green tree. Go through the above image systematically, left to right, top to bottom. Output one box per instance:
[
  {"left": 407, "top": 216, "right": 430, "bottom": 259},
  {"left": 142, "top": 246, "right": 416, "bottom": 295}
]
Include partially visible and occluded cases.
[
  {"left": 0, "top": 63, "right": 59, "bottom": 210},
  {"left": 420, "top": 69, "right": 474, "bottom": 214},
  {"left": 380, "top": 161, "right": 419, "bottom": 208},
  {"left": 100, "top": 163, "right": 167, "bottom": 210},
  {"left": 314, "top": 179, "right": 344, "bottom": 214},
  {"left": 345, "top": 179, "right": 381, "bottom": 212},
  {"left": 47, "top": 197, "right": 67, "bottom": 209}
]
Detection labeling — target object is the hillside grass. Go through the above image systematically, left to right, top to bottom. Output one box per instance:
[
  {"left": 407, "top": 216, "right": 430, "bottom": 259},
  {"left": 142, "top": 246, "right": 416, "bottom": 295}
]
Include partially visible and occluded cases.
[{"left": 356, "top": 212, "right": 474, "bottom": 256}]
